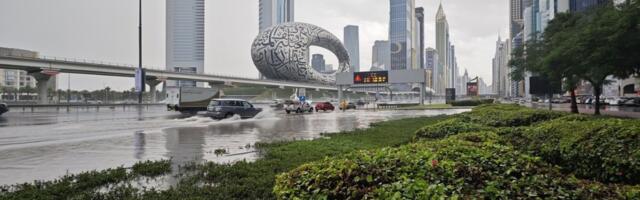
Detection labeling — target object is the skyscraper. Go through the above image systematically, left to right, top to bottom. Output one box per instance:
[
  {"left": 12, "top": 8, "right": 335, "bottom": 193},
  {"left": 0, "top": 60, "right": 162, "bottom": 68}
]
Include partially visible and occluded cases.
[
  {"left": 166, "top": 0, "right": 205, "bottom": 87},
  {"left": 259, "top": 0, "right": 295, "bottom": 32},
  {"left": 389, "top": 0, "right": 416, "bottom": 71},
  {"left": 510, "top": 0, "right": 526, "bottom": 40},
  {"left": 570, "top": 0, "right": 609, "bottom": 12},
  {"left": 435, "top": 3, "right": 449, "bottom": 93},
  {"left": 415, "top": 7, "right": 425, "bottom": 69},
  {"left": 344, "top": 25, "right": 360, "bottom": 72},
  {"left": 492, "top": 36, "right": 510, "bottom": 96},
  {"left": 372, "top": 40, "right": 391, "bottom": 71},
  {"left": 450, "top": 45, "right": 457, "bottom": 88},
  {"left": 425, "top": 48, "right": 439, "bottom": 91},
  {"left": 311, "top": 54, "right": 325, "bottom": 73}
]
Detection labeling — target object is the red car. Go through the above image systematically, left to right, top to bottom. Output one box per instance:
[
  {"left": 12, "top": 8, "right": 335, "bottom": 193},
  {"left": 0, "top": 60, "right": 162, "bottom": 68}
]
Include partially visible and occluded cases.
[{"left": 315, "top": 102, "right": 335, "bottom": 112}]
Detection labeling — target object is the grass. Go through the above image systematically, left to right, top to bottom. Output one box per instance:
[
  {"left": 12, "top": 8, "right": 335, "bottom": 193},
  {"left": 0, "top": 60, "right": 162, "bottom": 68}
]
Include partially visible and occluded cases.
[{"left": 0, "top": 115, "right": 449, "bottom": 199}]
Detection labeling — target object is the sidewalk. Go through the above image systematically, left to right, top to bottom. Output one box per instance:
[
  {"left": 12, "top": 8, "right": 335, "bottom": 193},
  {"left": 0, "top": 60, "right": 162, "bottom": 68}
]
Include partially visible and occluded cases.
[{"left": 528, "top": 103, "right": 640, "bottom": 119}]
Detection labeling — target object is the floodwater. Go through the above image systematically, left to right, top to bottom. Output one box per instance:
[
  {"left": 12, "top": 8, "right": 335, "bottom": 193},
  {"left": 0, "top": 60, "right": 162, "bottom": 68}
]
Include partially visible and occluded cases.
[{"left": 0, "top": 105, "right": 468, "bottom": 185}]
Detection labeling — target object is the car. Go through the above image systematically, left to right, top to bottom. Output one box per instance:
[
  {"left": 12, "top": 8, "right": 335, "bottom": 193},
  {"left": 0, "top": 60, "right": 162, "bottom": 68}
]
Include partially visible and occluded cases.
[
  {"left": 606, "top": 97, "right": 624, "bottom": 106},
  {"left": 621, "top": 98, "right": 640, "bottom": 107},
  {"left": 206, "top": 99, "right": 262, "bottom": 119},
  {"left": 270, "top": 99, "right": 286, "bottom": 110},
  {"left": 285, "top": 100, "right": 314, "bottom": 114},
  {"left": 315, "top": 102, "right": 335, "bottom": 112},
  {"left": 340, "top": 102, "right": 357, "bottom": 110},
  {"left": 0, "top": 103, "right": 8, "bottom": 116}
]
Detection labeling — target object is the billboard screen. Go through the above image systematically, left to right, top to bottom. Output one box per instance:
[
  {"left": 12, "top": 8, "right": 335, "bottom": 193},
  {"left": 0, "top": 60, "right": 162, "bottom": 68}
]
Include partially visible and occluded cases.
[
  {"left": 135, "top": 68, "right": 146, "bottom": 93},
  {"left": 353, "top": 71, "right": 389, "bottom": 84},
  {"left": 529, "top": 76, "right": 561, "bottom": 95},
  {"left": 467, "top": 82, "right": 479, "bottom": 96},
  {"left": 445, "top": 88, "right": 456, "bottom": 103}
]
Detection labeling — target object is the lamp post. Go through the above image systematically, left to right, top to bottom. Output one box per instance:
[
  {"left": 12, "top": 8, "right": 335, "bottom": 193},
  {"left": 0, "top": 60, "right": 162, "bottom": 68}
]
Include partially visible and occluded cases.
[{"left": 137, "top": 0, "right": 145, "bottom": 104}]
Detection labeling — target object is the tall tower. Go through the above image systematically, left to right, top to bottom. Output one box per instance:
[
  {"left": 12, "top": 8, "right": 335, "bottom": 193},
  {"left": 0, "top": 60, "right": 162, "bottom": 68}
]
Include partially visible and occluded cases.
[
  {"left": 166, "top": 0, "right": 205, "bottom": 87},
  {"left": 259, "top": 0, "right": 295, "bottom": 32},
  {"left": 389, "top": 0, "right": 416, "bottom": 71},
  {"left": 510, "top": 0, "right": 525, "bottom": 40},
  {"left": 435, "top": 3, "right": 449, "bottom": 93},
  {"left": 415, "top": 7, "right": 425, "bottom": 69},
  {"left": 344, "top": 25, "right": 360, "bottom": 72},
  {"left": 372, "top": 40, "right": 391, "bottom": 71},
  {"left": 425, "top": 48, "right": 439, "bottom": 90},
  {"left": 311, "top": 54, "right": 325, "bottom": 73}
]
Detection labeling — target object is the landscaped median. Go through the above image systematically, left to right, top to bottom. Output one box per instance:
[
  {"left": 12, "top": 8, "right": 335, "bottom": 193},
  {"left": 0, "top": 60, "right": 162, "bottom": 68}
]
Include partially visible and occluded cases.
[
  {"left": 2, "top": 104, "right": 638, "bottom": 199},
  {"left": 275, "top": 104, "right": 640, "bottom": 199},
  {"left": 0, "top": 116, "right": 450, "bottom": 199}
]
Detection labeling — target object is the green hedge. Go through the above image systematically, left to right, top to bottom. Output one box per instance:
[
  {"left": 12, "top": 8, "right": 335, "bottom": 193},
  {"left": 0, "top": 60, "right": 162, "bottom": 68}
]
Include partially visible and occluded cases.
[
  {"left": 450, "top": 99, "right": 495, "bottom": 106},
  {"left": 460, "top": 104, "right": 566, "bottom": 127},
  {"left": 414, "top": 117, "right": 492, "bottom": 139},
  {"left": 502, "top": 117, "right": 640, "bottom": 184},
  {"left": 275, "top": 132, "right": 628, "bottom": 199}
]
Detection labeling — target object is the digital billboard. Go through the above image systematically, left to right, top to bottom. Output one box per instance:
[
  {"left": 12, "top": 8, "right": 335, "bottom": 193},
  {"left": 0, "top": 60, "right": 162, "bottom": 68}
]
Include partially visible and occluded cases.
[
  {"left": 353, "top": 71, "right": 389, "bottom": 84},
  {"left": 467, "top": 82, "right": 479, "bottom": 96}
]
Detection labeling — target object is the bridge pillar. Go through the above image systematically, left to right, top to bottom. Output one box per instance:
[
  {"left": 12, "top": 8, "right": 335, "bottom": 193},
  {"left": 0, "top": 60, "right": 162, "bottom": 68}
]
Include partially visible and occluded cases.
[
  {"left": 31, "top": 73, "right": 53, "bottom": 105},
  {"left": 147, "top": 79, "right": 162, "bottom": 103},
  {"left": 337, "top": 86, "right": 344, "bottom": 104}
]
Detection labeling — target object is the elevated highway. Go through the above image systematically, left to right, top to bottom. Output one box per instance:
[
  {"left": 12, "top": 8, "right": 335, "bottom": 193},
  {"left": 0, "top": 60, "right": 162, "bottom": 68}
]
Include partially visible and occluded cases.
[{"left": 0, "top": 55, "right": 340, "bottom": 104}]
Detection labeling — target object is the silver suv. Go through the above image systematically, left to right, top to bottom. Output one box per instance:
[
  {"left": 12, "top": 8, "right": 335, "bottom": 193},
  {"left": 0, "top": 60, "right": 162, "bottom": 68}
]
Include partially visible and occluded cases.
[{"left": 206, "top": 99, "right": 262, "bottom": 119}]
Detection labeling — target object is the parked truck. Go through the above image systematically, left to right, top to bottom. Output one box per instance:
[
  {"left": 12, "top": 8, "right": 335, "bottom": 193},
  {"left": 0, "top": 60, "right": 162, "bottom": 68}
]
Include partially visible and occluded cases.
[{"left": 166, "top": 87, "right": 221, "bottom": 113}]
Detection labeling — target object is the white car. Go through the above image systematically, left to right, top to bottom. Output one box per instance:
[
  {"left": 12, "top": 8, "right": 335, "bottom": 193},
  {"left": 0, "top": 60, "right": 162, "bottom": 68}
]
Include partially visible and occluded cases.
[
  {"left": 606, "top": 97, "right": 623, "bottom": 106},
  {"left": 284, "top": 100, "right": 314, "bottom": 114}
]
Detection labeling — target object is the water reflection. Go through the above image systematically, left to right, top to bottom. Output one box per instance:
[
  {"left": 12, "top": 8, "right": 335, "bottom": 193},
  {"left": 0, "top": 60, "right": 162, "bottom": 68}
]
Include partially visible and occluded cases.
[{"left": 133, "top": 131, "right": 146, "bottom": 160}]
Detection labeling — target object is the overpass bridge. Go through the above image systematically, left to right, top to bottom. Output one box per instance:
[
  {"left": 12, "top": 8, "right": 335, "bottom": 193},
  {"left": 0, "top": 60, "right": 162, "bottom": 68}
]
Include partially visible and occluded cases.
[{"left": 0, "top": 55, "right": 343, "bottom": 104}]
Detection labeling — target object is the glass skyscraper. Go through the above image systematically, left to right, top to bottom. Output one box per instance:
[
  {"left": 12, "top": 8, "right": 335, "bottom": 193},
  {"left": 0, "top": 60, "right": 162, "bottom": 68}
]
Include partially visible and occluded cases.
[
  {"left": 166, "top": 0, "right": 205, "bottom": 87},
  {"left": 259, "top": 0, "right": 295, "bottom": 32},
  {"left": 389, "top": 0, "right": 415, "bottom": 71},
  {"left": 344, "top": 25, "right": 360, "bottom": 72},
  {"left": 372, "top": 40, "right": 391, "bottom": 71}
]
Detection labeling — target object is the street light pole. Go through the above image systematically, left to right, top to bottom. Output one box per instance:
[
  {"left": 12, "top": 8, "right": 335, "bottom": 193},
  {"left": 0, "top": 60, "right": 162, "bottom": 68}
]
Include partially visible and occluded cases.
[{"left": 137, "top": 0, "right": 144, "bottom": 104}]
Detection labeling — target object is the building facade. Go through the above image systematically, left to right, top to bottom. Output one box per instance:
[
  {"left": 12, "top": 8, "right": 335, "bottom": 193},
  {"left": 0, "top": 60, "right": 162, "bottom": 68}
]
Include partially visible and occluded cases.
[
  {"left": 166, "top": 0, "right": 205, "bottom": 87},
  {"left": 259, "top": 0, "right": 295, "bottom": 32},
  {"left": 389, "top": 0, "right": 416, "bottom": 71},
  {"left": 435, "top": 3, "right": 450, "bottom": 94},
  {"left": 415, "top": 7, "right": 425, "bottom": 69},
  {"left": 344, "top": 25, "right": 360, "bottom": 72},
  {"left": 492, "top": 37, "right": 511, "bottom": 96},
  {"left": 372, "top": 40, "right": 391, "bottom": 71},
  {"left": 425, "top": 48, "right": 439, "bottom": 92},
  {"left": 311, "top": 54, "right": 325, "bottom": 73}
]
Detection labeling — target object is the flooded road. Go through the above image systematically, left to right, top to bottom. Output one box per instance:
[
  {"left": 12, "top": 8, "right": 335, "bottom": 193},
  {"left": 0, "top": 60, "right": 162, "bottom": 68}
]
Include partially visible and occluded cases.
[{"left": 0, "top": 106, "right": 468, "bottom": 185}]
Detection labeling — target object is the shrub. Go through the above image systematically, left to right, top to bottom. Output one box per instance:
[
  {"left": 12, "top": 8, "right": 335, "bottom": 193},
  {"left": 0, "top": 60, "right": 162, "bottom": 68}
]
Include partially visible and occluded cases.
[
  {"left": 450, "top": 99, "right": 494, "bottom": 106},
  {"left": 461, "top": 104, "right": 566, "bottom": 127},
  {"left": 414, "top": 117, "right": 491, "bottom": 139},
  {"left": 502, "top": 117, "right": 640, "bottom": 184},
  {"left": 274, "top": 132, "right": 623, "bottom": 199},
  {"left": 131, "top": 160, "right": 172, "bottom": 177}
]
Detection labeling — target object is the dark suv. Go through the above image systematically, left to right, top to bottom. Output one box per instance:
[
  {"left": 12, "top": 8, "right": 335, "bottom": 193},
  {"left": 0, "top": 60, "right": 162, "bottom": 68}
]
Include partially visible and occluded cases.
[
  {"left": 206, "top": 99, "right": 262, "bottom": 119},
  {"left": 0, "top": 103, "right": 8, "bottom": 116}
]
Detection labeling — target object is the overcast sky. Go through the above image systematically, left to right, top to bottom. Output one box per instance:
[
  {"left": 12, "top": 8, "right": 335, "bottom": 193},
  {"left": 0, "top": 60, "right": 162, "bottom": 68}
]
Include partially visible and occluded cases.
[{"left": 0, "top": 0, "right": 508, "bottom": 91}]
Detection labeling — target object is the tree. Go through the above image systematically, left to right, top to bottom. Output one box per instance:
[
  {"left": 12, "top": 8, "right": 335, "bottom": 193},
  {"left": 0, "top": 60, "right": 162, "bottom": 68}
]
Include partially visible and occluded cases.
[
  {"left": 571, "top": 3, "right": 639, "bottom": 115},
  {"left": 541, "top": 12, "right": 584, "bottom": 113}
]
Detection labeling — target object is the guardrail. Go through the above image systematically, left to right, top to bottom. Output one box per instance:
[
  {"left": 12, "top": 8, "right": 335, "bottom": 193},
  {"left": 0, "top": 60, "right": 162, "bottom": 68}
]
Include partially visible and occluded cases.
[{"left": 8, "top": 103, "right": 165, "bottom": 113}]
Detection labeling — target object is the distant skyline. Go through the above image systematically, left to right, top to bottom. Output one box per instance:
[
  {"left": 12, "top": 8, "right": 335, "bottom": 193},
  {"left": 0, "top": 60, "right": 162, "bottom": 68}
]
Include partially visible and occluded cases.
[{"left": 0, "top": 0, "right": 508, "bottom": 90}]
